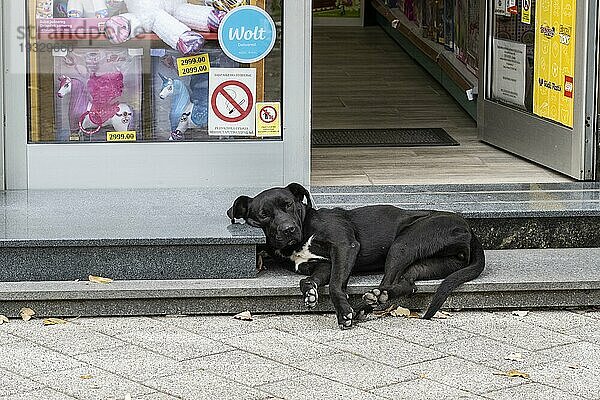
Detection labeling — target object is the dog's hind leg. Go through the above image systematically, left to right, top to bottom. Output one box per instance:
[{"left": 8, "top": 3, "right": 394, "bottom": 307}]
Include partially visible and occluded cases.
[
  {"left": 363, "top": 215, "right": 472, "bottom": 307},
  {"left": 299, "top": 262, "right": 331, "bottom": 309}
]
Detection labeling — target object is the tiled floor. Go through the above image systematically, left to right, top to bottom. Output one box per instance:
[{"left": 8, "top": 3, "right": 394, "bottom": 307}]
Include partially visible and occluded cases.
[{"left": 1, "top": 310, "right": 599, "bottom": 399}]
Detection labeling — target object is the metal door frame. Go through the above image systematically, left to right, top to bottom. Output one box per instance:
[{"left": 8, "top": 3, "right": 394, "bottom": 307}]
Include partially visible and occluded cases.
[
  {"left": 478, "top": 0, "right": 598, "bottom": 180},
  {"left": 0, "top": 1, "right": 5, "bottom": 190},
  {"left": 3, "top": 1, "right": 311, "bottom": 189}
]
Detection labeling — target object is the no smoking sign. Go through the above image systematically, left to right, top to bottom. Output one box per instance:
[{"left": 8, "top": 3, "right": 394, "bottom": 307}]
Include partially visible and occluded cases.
[{"left": 208, "top": 68, "right": 257, "bottom": 136}]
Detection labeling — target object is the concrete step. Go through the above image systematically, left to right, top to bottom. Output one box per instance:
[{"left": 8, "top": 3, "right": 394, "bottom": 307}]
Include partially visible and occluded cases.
[
  {"left": 313, "top": 183, "right": 600, "bottom": 249},
  {"left": 0, "top": 189, "right": 264, "bottom": 281},
  {"left": 1, "top": 248, "right": 599, "bottom": 317}
]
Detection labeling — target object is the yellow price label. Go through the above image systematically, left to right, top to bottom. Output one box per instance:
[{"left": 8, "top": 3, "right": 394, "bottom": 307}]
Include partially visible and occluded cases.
[
  {"left": 177, "top": 54, "right": 211, "bottom": 77},
  {"left": 107, "top": 131, "right": 137, "bottom": 142}
]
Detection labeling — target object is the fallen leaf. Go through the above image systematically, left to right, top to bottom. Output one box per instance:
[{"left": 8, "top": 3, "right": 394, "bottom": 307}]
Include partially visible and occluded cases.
[
  {"left": 88, "top": 275, "right": 113, "bottom": 284},
  {"left": 372, "top": 304, "right": 396, "bottom": 318},
  {"left": 390, "top": 306, "right": 411, "bottom": 317},
  {"left": 20, "top": 308, "right": 35, "bottom": 321},
  {"left": 512, "top": 310, "right": 529, "bottom": 317},
  {"left": 233, "top": 311, "right": 253, "bottom": 321},
  {"left": 408, "top": 311, "right": 421, "bottom": 318},
  {"left": 433, "top": 311, "right": 452, "bottom": 319},
  {"left": 0, "top": 315, "right": 9, "bottom": 325},
  {"left": 43, "top": 318, "right": 69, "bottom": 326},
  {"left": 504, "top": 353, "right": 525, "bottom": 362},
  {"left": 494, "top": 369, "right": 530, "bottom": 379},
  {"left": 418, "top": 373, "right": 428, "bottom": 379},
  {"left": 80, "top": 375, "right": 94, "bottom": 380}
]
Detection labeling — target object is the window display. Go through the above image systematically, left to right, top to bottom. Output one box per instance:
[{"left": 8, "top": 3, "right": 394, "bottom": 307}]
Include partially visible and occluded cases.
[{"left": 27, "top": 0, "right": 283, "bottom": 144}]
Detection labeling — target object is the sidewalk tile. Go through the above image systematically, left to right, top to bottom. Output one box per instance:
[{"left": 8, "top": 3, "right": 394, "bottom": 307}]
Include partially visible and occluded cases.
[
  {"left": 511, "top": 311, "right": 597, "bottom": 334},
  {"left": 445, "top": 312, "right": 576, "bottom": 350},
  {"left": 258, "top": 313, "right": 370, "bottom": 343},
  {"left": 155, "top": 315, "right": 271, "bottom": 339},
  {"left": 360, "top": 316, "right": 474, "bottom": 347},
  {"left": 76, "top": 317, "right": 161, "bottom": 337},
  {"left": 560, "top": 319, "right": 600, "bottom": 344},
  {"left": 9, "top": 322, "right": 127, "bottom": 356},
  {"left": 114, "top": 323, "right": 233, "bottom": 361},
  {"left": 220, "top": 328, "right": 339, "bottom": 364},
  {"left": 0, "top": 330, "right": 20, "bottom": 345},
  {"left": 328, "top": 332, "right": 445, "bottom": 368},
  {"left": 432, "top": 336, "right": 555, "bottom": 370},
  {"left": 0, "top": 340, "right": 84, "bottom": 376},
  {"left": 538, "top": 341, "right": 600, "bottom": 370},
  {"left": 73, "top": 344, "right": 196, "bottom": 382},
  {"left": 188, "top": 349, "right": 306, "bottom": 387},
  {"left": 289, "top": 351, "right": 415, "bottom": 390},
  {"left": 401, "top": 355, "right": 522, "bottom": 394},
  {"left": 524, "top": 361, "right": 600, "bottom": 399},
  {"left": 32, "top": 366, "right": 155, "bottom": 400},
  {"left": 0, "top": 368, "right": 44, "bottom": 397},
  {"left": 144, "top": 369, "right": 273, "bottom": 400},
  {"left": 259, "top": 374, "right": 387, "bottom": 400},
  {"left": 371, "top": 377, "right": 483, "bottom": 399},
  {"left": 484, "top": 382, "right": 586, "bottom": 400},
  {"left": 2, "top": 388, "right": 77, "bottom": 400},
  {"left": 134, "top": 393, "right": 180, "bottom": 399}
]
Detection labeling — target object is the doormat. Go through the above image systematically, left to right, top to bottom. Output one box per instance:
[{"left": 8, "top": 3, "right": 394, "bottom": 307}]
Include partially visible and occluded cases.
[{"left": 311, "top": 128, "right": 460, "bottom": 147}]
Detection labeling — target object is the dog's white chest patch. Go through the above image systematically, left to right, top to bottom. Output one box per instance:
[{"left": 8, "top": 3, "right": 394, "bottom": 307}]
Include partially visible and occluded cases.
[{"left": 290, "top": 235, "right": 327, "bottom": 272}]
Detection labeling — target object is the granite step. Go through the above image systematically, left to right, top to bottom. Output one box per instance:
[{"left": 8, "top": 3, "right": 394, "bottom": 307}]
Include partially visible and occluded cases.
[
  {"left": 313, "top": 183, "right": 600, "bottom": 249},
  {"left": 0, "top": 189, "right": 264, "bottom": 281},
  {"left": 1, "top": 248, "right": 598, "bottom": 317}
]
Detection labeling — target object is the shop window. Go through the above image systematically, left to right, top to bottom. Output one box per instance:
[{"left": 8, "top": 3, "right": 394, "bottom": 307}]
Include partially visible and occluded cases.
[
  {"left": 26, "top": 0, "right": 283, "bottom": 143},
  {"left": 487, "top": 0, "right": 576, "bottom": 128}
]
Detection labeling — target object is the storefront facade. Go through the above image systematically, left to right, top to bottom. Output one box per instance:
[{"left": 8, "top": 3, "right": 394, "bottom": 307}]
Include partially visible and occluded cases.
[{"left": 1, "top": 1, "right": 311, "bottom": 190}]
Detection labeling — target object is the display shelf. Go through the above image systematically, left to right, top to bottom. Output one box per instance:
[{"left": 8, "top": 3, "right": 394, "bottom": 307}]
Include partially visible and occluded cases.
[
  {"left": 370, "top": 0, "right": 478, "bottom": 118},
  {"left": 38, "top": 32, "right": 218, "bottom": 42}
]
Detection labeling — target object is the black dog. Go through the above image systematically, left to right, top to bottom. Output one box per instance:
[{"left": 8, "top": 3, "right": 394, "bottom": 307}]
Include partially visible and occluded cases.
[{"left": 228, "top": 183, "right": 484, "bottom": 329}]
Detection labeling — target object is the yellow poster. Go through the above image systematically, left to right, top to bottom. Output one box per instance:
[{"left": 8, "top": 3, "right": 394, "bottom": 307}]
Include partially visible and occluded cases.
[
  {"left": 533, "top": 0, "right": 576, "bottom": 128},
  {"left": 256, "top": 102, "right": 281, "bottom": 137}
]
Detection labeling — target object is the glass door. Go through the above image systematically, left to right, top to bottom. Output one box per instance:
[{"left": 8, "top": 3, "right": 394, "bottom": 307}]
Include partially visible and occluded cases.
[{"left": 478, "top": 0, "right": 598, "bottom": 179}]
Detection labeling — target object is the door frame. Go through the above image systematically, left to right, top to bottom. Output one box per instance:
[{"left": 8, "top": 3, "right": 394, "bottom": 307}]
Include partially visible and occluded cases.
[
  {"left": 478, "top": 0, "right": 598, "bottom": 180},
  {"left": 0, "top": 1, "right": 6, "bottom": 190},
  {"left": 4, "top": 1, "right": 311, "bottom": 189}
]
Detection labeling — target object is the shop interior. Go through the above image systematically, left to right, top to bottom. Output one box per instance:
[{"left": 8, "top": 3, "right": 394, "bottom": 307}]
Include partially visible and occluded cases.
[{"left": 310, "top": 0, "right": 574, "bottom": 186}]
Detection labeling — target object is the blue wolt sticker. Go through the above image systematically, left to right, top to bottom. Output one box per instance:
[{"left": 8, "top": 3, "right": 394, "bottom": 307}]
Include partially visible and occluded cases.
[{"left": 218, "top": 6, "right": 277, "bottom": 64}]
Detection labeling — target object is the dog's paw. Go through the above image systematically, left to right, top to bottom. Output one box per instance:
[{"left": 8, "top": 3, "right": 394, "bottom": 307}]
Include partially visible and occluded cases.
[
  {"left": 300, "top": 279, "right": 318, "bottom": 309},
  {"left": 362, "top": 288, "right": 389, "bottom": 306},
  {"left": 338, "top": 308, "right": 354, "bottom": 330}
]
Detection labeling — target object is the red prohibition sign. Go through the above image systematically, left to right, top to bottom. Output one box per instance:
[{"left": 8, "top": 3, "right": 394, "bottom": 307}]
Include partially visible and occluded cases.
[
  {"left": 211, "top": 80, "right": 254, "bottom": 123},
  {"left": 259, "top": 105, "right": 278, "bottom": 123}
]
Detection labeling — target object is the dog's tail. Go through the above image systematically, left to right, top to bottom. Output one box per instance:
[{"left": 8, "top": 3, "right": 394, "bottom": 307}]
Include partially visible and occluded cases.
[{"left": 422, "top": 231, "right": 485, "bottom": 319}]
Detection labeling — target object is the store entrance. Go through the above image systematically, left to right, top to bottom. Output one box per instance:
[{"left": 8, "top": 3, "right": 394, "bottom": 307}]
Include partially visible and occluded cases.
[{"left": 310, "top": 1, "right": 576, "bottom": 186}]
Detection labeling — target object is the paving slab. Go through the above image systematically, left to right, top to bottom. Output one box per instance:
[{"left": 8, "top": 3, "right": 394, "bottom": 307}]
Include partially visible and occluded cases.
[
  {"left": 155, "top": 314, "right": 272, "bottom": 339},
  {"left": 220, "top": 328, "right": 339, "bottom": 365},
  {"left": 327, "top": 331, "right": 445, "bottom": 368},
  {"left": 0, "top": 340, "right": 85, "bottom": 377},
  {"left": 538, "top": 341, "right": 600, "bottom": 370},
  {"left": 190, "top": 349, "right": 307, "bottom": 387},
  {"left": 289, "top": 351, "right": 414, "bottom": 391},
  {"left": 401, "top": 355, "right": 523, "bottom": 395},
  {"left": 524, "top": 361, "right": 600, "bottom": 399},
  {"left": 31, "top": 366, "right": 156, "bottom": 400},
  {"left": 0, "top": 368, "right": 45, "bottom": 398},
  {"left": 144, "top": 369, "right": 273, "bottom": 400},
  {"left": 258, "top": 374, "right": 387, "bottom": 400},
  {"left": 370, "top": 377, "right": 484, "bottom": 400},
  {"left": 484, "top": 382, "right": 586, "bottom": 400},
  {"left": 2, "top": 388, "right": 77, "bottom": 400}
]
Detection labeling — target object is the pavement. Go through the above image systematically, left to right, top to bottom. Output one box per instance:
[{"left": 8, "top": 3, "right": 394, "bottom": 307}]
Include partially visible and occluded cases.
[{"left": 0, "top": 309, "right": 599, "bottom": 400}]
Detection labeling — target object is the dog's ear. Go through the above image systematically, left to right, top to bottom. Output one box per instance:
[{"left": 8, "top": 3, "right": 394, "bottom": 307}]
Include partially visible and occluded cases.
[
  {"left": 286, "top": 183, "right": 313, "bottom": 208},
  {"left": 227, "top": 195, "right": 252, "bottom": 224}
]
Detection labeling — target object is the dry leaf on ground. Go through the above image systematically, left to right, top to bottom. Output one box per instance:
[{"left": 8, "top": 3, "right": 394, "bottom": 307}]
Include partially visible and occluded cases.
[
  {"left": 88, "top": 275, "right": 113, "bottom": 284},
  {"left": 372, "top": 304, "right": 396, "bottom": 318},
  {"left": 390, "top": 306, "right": 411, "bottom": 317},
  {"left": 20, "top": 308, "right": 35, "bottom": 321},
  {"left": 512, "top": 310, "right": 529, "bottom": 317},
  {"left": 233, "top": 311, "right": 253, "bottom": 321},
  {"left": 432, "top": 311, "right": 452, "bottom": 319},
  {"left": 0, "top": 315, "right": 9, "bottom": 325},
  {"left": 43, "top": 318, "right": 69, "bottom": 326},
  {"left": 504, "top": 353, "right": 525, "bottom": 362},
  {"left": 494, "top": 369, "right": 530, "bottom": 379},
  {"left": 80, "top": 375, "right": 94, "bottom": 380}
]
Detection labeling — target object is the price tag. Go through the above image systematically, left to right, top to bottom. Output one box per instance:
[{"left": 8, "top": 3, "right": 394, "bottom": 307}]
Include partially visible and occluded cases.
[
  {"left": 177, "top": 53, "right": 211, "bottom": 77},
  {"left": 107, "top": 131, "right": 137, "bottom": 142}
]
